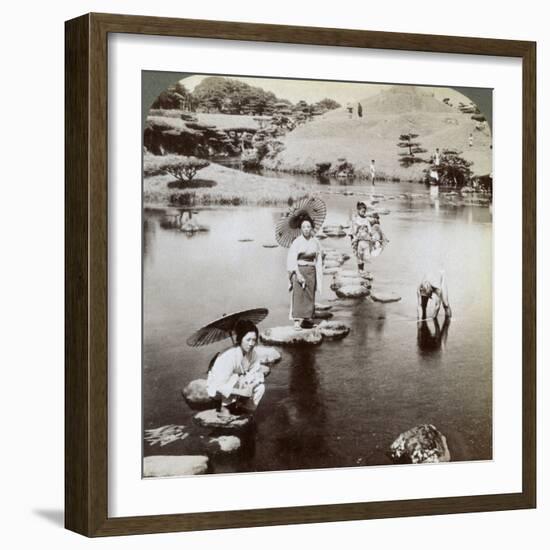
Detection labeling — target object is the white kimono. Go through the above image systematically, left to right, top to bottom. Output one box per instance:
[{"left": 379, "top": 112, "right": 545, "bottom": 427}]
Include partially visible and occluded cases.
[{"left": 206, "top": 346, "right": 265, "bottom": 409}]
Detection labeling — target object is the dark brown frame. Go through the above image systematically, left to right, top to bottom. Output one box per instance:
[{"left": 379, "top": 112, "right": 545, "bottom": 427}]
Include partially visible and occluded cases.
[{"left": 65, "top": 12, "right": 537, "bottom": 537}]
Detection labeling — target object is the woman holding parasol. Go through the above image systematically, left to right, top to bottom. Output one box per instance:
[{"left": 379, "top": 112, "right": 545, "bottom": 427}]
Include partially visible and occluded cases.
[
  {"left": 276, "top": 197, "right": 326, "bottom": 330},
  {"left": 186, "top": 310, "right": 269, "bottom": 417},
  {"left": 206, "top": 319, "right": 265, "bottom": 416}
]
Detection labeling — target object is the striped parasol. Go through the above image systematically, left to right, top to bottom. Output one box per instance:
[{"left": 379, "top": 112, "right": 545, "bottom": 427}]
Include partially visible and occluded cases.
[
  {"left": 275, "top": 196, "right": 327, "bottom": 248},
  {"left": 186, "top": 308, "right": 269, "bottom": 347}
]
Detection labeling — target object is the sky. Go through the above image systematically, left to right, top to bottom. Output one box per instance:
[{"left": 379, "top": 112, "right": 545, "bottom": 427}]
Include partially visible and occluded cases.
[{"left": 178, "top": 74, "right": 391, "bottom": 105}]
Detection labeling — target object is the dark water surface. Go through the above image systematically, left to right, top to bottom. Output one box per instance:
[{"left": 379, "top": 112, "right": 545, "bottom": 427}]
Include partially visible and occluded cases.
[{"left": 143, "top": 178, "right": 492, "bottom": 473}]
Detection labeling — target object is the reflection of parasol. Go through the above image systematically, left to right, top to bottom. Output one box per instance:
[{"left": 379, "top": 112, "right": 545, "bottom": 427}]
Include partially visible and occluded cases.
[
  {"left": 275, "top": 196, "right": 327, "bottom": 248},
  {"left": 186, "top": 308, "right": 269, "bottom": 347}
]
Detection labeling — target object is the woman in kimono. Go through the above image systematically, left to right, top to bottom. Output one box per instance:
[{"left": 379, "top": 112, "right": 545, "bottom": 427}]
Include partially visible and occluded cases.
[
  {"left": 350, "top": 201, "right": 373, "bottom": 273},
  {"left": 287, "top": 215, "right": 323, "bottom": 330},
  {"left": 206, "top": 320, "right": 266, "bottom": 416}
]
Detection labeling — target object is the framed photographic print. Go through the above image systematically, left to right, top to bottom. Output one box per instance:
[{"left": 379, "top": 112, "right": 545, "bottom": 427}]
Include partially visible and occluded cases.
[{"left": 65, "top": 13, "right": 536, "bottom": 537}]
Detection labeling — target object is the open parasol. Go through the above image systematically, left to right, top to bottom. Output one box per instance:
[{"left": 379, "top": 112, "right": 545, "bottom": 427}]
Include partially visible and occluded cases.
[
  {"left": 274, "top": 196, "right": 327, "bottom": 248},
  {"left": 186, "top": 308, "right": 269, "bottom": 347}
]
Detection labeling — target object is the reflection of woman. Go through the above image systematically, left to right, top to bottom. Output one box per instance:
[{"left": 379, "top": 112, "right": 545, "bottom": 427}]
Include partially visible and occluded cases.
[
  {"left": 287, "top": 216, "right": 323, "bottom": 330},
  {"left": 417, "top": 317, "right": 451, "bottom": 353},
  {"left": 206, "top": 320, "right": 265, "bottom": 416}
]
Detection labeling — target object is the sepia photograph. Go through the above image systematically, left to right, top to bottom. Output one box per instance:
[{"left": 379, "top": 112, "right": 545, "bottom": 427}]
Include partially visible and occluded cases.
[{"left": 141, "top": 72, "right": 493, "bottom": 478}]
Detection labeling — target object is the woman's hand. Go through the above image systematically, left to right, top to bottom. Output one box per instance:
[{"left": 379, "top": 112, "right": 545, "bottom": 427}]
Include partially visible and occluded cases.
[{"left": 296, "top": 272, "right": 306, "bottom": 286}]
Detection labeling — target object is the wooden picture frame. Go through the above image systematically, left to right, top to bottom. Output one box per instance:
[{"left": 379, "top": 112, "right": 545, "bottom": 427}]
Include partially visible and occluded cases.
[{"left": 65, "top": 12, "right": 536, "bottom": 537}]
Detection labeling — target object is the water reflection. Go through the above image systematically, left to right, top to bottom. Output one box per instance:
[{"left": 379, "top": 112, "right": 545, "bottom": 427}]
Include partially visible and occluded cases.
[
  {"left": 417, "top": 317, "right": 451, "bottom": 355},
  {"left": 274, "top": 348, "right": 329, "bottom": 469}
]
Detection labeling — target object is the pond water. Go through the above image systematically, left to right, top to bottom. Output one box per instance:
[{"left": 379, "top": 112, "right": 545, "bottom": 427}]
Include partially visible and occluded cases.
[{"left": 143, "top": 176, "right": 492, "bottom": 474}]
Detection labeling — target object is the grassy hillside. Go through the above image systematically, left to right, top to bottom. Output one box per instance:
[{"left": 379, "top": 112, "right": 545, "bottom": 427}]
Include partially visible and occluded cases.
[{"left": 263, "top": 86, "right": 492, "bottom": 181}]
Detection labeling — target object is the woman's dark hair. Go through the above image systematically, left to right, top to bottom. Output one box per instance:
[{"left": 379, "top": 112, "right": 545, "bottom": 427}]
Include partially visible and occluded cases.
[
  {"left": 298, "top": 213, "right": 314, "bottom": 229},
  {"left": 234, "top": 319, "right": 259, "bottom": 345}
]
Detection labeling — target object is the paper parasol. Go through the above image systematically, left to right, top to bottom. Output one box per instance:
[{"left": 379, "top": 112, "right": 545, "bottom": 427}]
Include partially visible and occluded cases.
[
  {"left": 274, "top": 196, "right": 327, "bottom": 248},
  {"left": 186, "top": 308, "right": 269, "bottom": 347}
]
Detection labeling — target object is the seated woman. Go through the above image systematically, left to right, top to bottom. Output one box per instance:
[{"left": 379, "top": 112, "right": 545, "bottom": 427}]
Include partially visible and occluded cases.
[
  {"left": 287, "top": 215, "right": 323, "bottom": 330},
  {"left": 417, "top": 271, "right": 452, "bottom": 320},
  {"left": 206, "top": 320, "right": 266, "bottom": 416}
]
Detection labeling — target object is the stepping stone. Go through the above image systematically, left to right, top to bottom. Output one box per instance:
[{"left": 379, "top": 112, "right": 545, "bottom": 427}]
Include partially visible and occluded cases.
[
  {"left": 375, "top": 209, "right": 391, "bottom": 215},
  {"left": 315, "top": 232, "right": 328, "bottom": 240},
  {"left": 238, "top": 238, "right": 254, "bottom": 242},
  {"left": 262, "top": 243, "right": 278, "bottom": 248},
  {"left": 324, "top": 260, "right": 341, "bottom": 269},
  {"left": 324, "top": 267, "right": 340, "bottom": 275},
  {"left": 331, "top": 275, "right": 371, "bottom": 291},
  {"left": 335, "top": 285, "right": 370, "bottom": 299},
  {"left": 370, "top": 291, "right": 402, "bottom": 303},
  {"left": 315, "top": 303, "right": 333, "bottom": 311},
  {"left": 313, "top": 310, "right": 333, "bottom": 320},
  {"left": 317, "top": 320, "right": 350, "bottom": 340},
  {"left": 260, "top": 326, "right": 323, "bottom": 345},
  {"left": 255, "top": 345, "right": 282, "bottom": 365},
  {"left": 182, "top": 379, "right": 215, "bottom": 410},
  {"left": 194, "top": 409, "right": 253, "bottom": 430},
  {"left": 389, "top": 424, "right": 451, "bottom": 464},
  {"left": 207, "top": 435, "right": 241, "bottom": 454},
  {"left": 143, "top": 455, "right": 209, "bottom": 477}
]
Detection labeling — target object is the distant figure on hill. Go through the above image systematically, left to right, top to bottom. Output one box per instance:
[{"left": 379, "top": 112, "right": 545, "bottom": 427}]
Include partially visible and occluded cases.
[
  {"left": 357, "top": 102, "right": 363, "bottom": 118},
  {"left": 469, "top": 133, "right": 473, "bottom": 147},
  {"left": 434, "top": 148, "right": 441, "bottom": 166},
  {"left": 369, "top": 159, "right": 376, "bottom": 185}
]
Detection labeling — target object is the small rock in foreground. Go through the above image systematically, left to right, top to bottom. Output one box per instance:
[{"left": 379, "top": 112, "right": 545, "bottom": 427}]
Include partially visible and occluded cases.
[
  {"left": 315, "top": 303, "right": 333, "bottom": 311},
  {"left": 182, "top": 379, "right": 214, "bottom": 410},
  {"left": 194, "top": 409, "right": 253, "bottom": 430},
  {"left": 389, "top": 424, "right": 451, "bottom": 464},
  {"left": 207, "top": 435, "right": 241, "bottom": 454},
  {"left": 143, "top": 455, "right": 209, "bottom": 477}
]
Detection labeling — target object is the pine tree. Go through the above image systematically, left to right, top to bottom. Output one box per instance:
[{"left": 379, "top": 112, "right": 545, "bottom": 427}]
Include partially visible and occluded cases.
[{"left": 397, "top": 133, "right": 428, "bottom": 167}]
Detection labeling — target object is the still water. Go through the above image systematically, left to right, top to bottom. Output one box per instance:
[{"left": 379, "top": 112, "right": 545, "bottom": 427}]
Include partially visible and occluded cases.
[{"left": 143, "top": 178, "right": 492, "bottom": 473}]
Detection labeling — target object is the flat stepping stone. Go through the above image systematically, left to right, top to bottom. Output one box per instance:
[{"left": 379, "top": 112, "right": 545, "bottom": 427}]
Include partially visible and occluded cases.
[
  {"left": 375, "top": 209, "right": 391, "bottom": 215},
  {"left": 181, "top": 222, "right": 209, "bottom": 232},
  {"left": 324, "top": 230, "right": 347, "bottom": 237},
  {"left": 315, "top": 232, "right": 328, "bottom": 240},
  {"left": 238, "top": 238, "right": 254, "bottom": 242},
  {"left": 262, "top": 243, "right": 278, "bottom": 248},
  {"left": 324, "top": 259, "right": 341, "bottom": 269},
  {"left": 324, "top": 267, "right": 340, "bottom": 275},
  {"left": 331, "top": 276, "right": 371, "bottom": 291},
  {"left": 335, "top": 285, "right": 370, "bottom": 299},
  {"left": 371, "top": 291, "right": 401, "bottom": 303},
  {"left": 315, "top": 303, "right": 333, "bottom": 311},
  {"left": 313, "top": 310, "right": 333, "bottom": 320},
  {"left": 317, "top": 320, "right": 350, "bottom": 340},
  {"left": 260, "top": 326, "right": 323, "bottom": 345},
  {"left": 255, "top": 345, "right": 282, "bottom": 365},
  {"left": 182, "top": 379, "right": 215, "bottom": 410},
  {"left": 194, "top": 409, "right": 253, "bottom": 430},
  {"left": 389, "top": 424, "right": 451, "bottom": 464},
  {"left": 206, "top": 435, "right": 241, "bottom": 454},
  {"left": 143, "top": 455, "right": 209, "bottom": 477}
]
